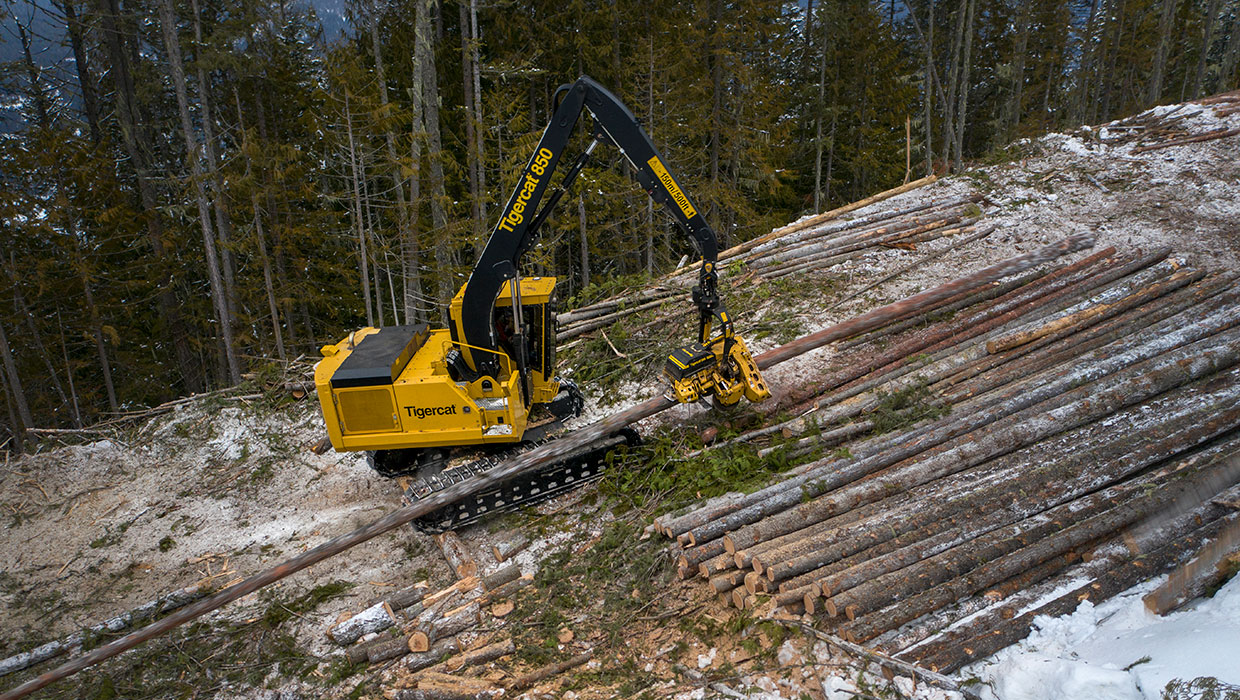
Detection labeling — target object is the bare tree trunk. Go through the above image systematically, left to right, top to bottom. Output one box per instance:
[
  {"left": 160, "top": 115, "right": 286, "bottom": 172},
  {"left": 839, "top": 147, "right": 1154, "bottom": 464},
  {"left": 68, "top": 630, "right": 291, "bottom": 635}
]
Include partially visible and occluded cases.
[
  {"left": 59, "top": 0, "right": 101, "bottom": 143},
  {"left": 95, "top": 0, "right": 201, "bottom": 392},
  {"left": 158, "top": 0, "right": 241, "bottom": 385},
  {"left": 189, "top": 0, "right": 238, "bottom": 335},
  {"left": 369, "top": 0, "right": 415, "bottom": 319},
  {"left": 418, "top": 0, "right": 451, "bottom": 309},
  {"left": 459, "top": 0, "right": 481, "bottom": 237},
  {"left": 470, "top": 0, "right": 485, "bottom": 221},
  {"left": 705, "top": 0, "right": 724, "bottom": 240},
  {"left": 924, "top": 0, "right": 934, "bottom": 174},
  {"left": 941, "top": 0, "right": 966, "bottom": 171},
  {"left": 952, "top": 0, "right": 974, "bottom": 171},
  {"left": 1148, "top": 0, "right": 1180, "bottom": 104},
  {"left": 1190, "top": 0, "right": 1222, "bottom": 97},
  {"left": 1006, "top": 1, "right": 1030, "bottom": 140},
  {"left": 813, "top": 10, "right": 827, "bottom": 213},
  {"left": 1220, "top": 11, "right": 1240, "bottom": 90},
  {"left": 406, "top": 39, "right": 425, "bottom": 324},
  {"left": 646, "top": 40, "right": 655, "bottom": 276},
  {"left": 235, "top": 89, "right": 287, "bottom": 361},
  {"left": 344, "top": 93, "right": 375, "bottom": 328},
  {"left": 362, "top": 175, "right": 385, "bottom": 326},
  {"left": 579, "top": 195, "right": 590, "bottom": 291},
  {"left": 78, "top": 259, "right": 118, "bottom": 411},
  {"left": 9, "top": 281, "right": 69, "bottom": 414},
  {"left": 57, "top": 312, "right": 82, "bottom": 427},
  {"left": 0, "top": 322, "right": 32, "bottom": 432}
]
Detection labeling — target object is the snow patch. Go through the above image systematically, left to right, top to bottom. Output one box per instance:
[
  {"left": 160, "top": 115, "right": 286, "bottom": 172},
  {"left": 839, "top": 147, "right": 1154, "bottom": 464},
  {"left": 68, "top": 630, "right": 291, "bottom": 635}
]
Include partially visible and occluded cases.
[{"left": 964, "top": 575, "right": 1240, "bottom": 699}]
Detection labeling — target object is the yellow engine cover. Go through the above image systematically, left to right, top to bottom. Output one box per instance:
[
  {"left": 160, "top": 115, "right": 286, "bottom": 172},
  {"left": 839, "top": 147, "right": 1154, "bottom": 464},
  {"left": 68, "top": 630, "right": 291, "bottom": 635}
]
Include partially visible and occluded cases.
[{"left": 316, "top": 327, "right": 530, "bottom": 452}]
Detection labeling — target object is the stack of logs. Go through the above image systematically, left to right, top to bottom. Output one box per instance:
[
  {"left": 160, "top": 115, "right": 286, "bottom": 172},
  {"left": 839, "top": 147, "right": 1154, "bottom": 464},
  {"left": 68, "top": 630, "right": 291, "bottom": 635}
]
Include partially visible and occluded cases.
[
  {"left": 1099, "top": 89, "right": 1240, "bottom": 152},
  {"left": 554, "top": 177, "right": 976, "bottom": 344},
  {"left": 654, "top": 244, "right": 1240, "bottom": 673},
  {"left": 327, "top": 532, "right": 593, "bottom": 697}
]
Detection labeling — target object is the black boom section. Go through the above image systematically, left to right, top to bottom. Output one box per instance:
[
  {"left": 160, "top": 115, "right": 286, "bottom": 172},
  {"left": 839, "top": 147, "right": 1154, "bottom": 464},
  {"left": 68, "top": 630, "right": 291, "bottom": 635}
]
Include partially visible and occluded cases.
[{"left": 457, "top": 75, "right": 725, "bottom": 372}]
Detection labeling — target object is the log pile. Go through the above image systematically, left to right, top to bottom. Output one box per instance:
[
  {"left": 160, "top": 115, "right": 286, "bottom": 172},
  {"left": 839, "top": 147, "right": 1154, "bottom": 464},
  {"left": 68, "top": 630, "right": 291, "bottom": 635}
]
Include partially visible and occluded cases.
[
  {"left": 1098, "top": 90, "right": 1240, "bottom": 151},
  {"left": 554, "top": 177, "right": 967, "bottom": 343},
  {"left": 655, "top": 245, "right": 1240, "bottom": 673},
  {"left": 332, "top": 563, "right": 529, "bottom": 668}
]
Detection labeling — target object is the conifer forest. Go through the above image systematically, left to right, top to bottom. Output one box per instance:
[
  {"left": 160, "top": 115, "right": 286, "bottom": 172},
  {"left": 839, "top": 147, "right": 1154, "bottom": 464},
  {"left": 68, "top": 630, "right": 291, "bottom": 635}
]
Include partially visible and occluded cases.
[{"left": 1, "top": 0, "right": 1238, "bottom": 444}]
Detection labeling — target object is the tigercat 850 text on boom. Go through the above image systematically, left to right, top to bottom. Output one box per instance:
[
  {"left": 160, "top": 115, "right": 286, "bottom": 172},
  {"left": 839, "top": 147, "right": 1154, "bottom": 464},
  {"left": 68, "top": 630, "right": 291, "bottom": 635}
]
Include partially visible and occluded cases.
[{"left": 314, "top": 75, "right": 770, "bottom": 531}]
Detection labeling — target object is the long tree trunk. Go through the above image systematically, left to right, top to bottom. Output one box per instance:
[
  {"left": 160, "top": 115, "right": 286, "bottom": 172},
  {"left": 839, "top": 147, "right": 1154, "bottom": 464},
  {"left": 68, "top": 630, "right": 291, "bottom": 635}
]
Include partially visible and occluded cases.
[
  {"left": 59, "top": 0, "right": 101, "bottom": 143},
  {"left": 96, "top": 0, "right": 200, "bottom": 393},
  {"left": 158, "top": 0, "right": 241, "bottom": 386},
  {"left": 189, "top": 0, "right": 238, "bottom": 334},
  {"left": 369, "top": 0, "right": 414, "bottom": 324},
  {"left": 418, "top": 0, "right": 451, "bottom": 309},
  {"left": 459, "top": 0, "right": 482, "bottom": 237},
  {"left": 469, "top": 0, "right": 485, "bottom": 221},
  {"left": 708, "top": 0, "right": 725, "bottom": 243},
  {"left": 923, "top": 0, "right": 933, "bottom": 174},
  {"left": 941, "top": 0, "right": 967, "bottom": 172},
  {"left": 952, "top": 0, "right": 974, "bottom": 171},
  {"left": 1075, "top": 0, "right": 1102, "bottom": 123},
  {"left": 1148, "top": 0, "right": 1179, "bottom": 104},
  {"left": 1190, "top": 0, "right": 1222, "bottom": 98},
  {"left": 1006, "top": 1, "right": 1030, "bottom": 141},
  {"left": 813, "top": 7, "right": 827, "bottom": 213},
  {"left": 1219, "top": 12, "right": 1240, "bottom": 91},
  {"left": 406, "top": 34, "right": 426, "bottom": 324},
  {"left": 234, "top": 89, "right": 286, "bottom": 361},
  {"left": 344, "top": 93, "right": 375, "bottom": 328},
  {"left": 579, "top": 195, "right": 590, "bottom": 291},
  {"left": 80, "top": 267, "right": 118, "bottom": 411},
  {"left": 8, "top": 273, "right": 69, "bottom": 413},
  {"left": 57, "top": 312, "right": 83, "bottom": 427},
  {"left": 0, "top": 322, "right": 33, "bottom": 433}
]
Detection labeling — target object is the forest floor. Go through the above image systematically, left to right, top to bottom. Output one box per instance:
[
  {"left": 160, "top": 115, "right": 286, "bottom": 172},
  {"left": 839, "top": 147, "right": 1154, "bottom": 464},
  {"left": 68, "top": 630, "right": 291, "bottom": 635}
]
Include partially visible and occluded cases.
[{"left": 1, "top": 97, "right": 1238, "bottom": 700}]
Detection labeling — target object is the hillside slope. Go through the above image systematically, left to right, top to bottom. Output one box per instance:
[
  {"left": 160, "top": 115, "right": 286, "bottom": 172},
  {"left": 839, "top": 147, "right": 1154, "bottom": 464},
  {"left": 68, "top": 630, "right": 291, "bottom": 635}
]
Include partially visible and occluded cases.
[{"left": 1, "top": 94, "right": 1238, "bottom": 700}]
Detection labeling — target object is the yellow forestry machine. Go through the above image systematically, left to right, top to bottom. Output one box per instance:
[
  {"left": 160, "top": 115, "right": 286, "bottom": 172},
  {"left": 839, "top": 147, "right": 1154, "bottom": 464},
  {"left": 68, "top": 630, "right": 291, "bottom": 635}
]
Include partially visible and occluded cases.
[{"left": 314, "top": 76, "right": 769, "bottom": 530}]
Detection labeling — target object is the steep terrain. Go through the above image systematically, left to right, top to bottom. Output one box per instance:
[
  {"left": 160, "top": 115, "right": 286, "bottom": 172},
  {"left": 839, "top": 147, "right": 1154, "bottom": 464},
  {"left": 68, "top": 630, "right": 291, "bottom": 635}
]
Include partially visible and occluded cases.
[{"left": 1, "top": 95, "right": 1239, "bottom": 700}]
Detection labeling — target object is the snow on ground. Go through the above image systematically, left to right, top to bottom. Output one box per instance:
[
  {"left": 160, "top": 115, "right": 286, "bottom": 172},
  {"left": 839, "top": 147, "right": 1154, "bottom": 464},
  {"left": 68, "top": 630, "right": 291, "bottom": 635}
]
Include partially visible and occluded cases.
[{"left": 963, "top": 574, "right": 1240, "bottom": 699}]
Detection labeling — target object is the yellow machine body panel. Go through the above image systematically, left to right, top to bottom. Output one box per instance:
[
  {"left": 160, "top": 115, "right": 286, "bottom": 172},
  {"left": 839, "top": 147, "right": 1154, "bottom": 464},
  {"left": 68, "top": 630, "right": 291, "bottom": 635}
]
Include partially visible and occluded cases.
[{"left": 317, "top": 277, "right": 562, "bottom": 453}]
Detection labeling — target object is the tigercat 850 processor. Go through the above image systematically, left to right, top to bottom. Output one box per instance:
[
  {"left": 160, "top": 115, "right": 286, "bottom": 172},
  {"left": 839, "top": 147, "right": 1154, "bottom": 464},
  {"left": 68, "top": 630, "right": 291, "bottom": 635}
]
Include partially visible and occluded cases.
[{"left": 315, "top": 75, "right": 769, "bottom": 531}]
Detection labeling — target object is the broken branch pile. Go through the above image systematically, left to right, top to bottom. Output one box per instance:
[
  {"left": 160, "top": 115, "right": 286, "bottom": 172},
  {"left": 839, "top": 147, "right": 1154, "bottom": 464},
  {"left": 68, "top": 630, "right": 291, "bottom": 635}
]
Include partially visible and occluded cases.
[{"left": 656, "top": 246, "right": 1240, "bottom": 673}]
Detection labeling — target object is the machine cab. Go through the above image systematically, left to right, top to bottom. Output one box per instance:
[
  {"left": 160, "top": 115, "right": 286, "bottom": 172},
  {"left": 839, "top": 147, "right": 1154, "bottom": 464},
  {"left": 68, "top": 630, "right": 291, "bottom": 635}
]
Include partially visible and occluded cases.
[{"left": 448, "top": 276, "right": 561, "bottom": 407}]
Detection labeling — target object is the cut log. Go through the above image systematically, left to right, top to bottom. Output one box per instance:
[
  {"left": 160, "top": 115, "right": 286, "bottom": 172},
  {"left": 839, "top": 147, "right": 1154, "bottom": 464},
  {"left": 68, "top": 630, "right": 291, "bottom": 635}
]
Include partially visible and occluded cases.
[
  {"left": 1132, "top": 127, "right": 1240, "bottom": 152},
  {"left": 705, "top": 305, "right": 1240, "bottom": 554},
  {"left": 841, "top": 455, "right": 1240, "bottom": 644},
  {"left": 1143, "top": 511, "right": 1240, "bottom": 615},
  {"left": 912, "top": 515, "right": 1234, "bottom": 673},
  {"left": 435, "top": 531, "right": 478, "bottom": 579},
  {"left": 491, "top": 536, "right": 529, "bottom": 563},
  {"left": 480, "top": 564, "right": 520, "bottom": 592},
  {"left": 476, "top": 573, "right": 533, "bottom": 606},
  {"left": 0, "top": 581, "right": 212, "bottom": 677},
  {"left": 328, "top": 601, "right": 397, "bottom": 645},
  {"left": 409, "top": 602, "right": 481, "bottom": 653},
  {"left": 767, "top": 620, "right": 982, "bottom": 700},
  {"left": 346, "top": 634, "right": 399, "bottom": 665},
  {"left": 367, "top": 635, "right": 417, "bottom": 664},
  {"left": 425, "top": 637, "right": 515, "bottom": 674},
  {"left": 404, "top": 638, "right": 463, "bottom": 673},
  {"left": 507, "top": 650, "right": 595, "bottom": 690},
  {"left": 394, "top": 678, "right": 501, "bottom": 700}
]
